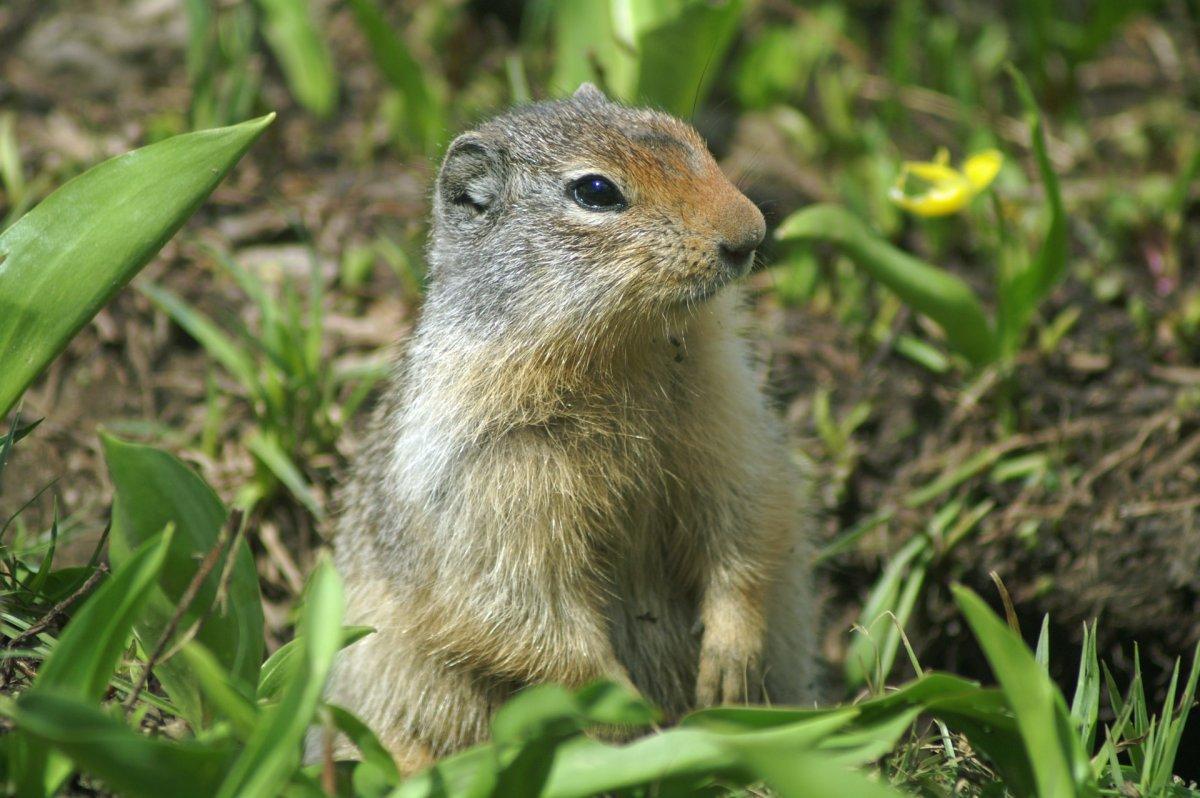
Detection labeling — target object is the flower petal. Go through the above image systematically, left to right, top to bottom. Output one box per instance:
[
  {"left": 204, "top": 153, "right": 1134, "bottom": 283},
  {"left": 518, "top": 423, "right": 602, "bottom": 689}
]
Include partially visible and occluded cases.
[
  {"left": 963, "top": 149, "right": 1003, "bottom": 192},
  {"left": 902, "top": 160, "right": 962, "bottom": 186},
  {"left": 889, "top": 175, "right": 973, "bottom": 216}
]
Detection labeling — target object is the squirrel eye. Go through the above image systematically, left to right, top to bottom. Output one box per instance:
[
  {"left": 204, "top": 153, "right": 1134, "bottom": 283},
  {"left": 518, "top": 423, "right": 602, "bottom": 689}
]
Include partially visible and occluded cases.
[{"left": 570, "top": 175, "right": 626, "bottom": 211}]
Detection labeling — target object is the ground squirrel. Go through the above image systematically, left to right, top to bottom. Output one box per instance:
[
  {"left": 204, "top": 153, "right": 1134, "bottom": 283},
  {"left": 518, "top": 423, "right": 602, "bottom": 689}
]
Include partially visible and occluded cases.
[{"left": 318, "top": 83, "right": 819, "bottom": 771}]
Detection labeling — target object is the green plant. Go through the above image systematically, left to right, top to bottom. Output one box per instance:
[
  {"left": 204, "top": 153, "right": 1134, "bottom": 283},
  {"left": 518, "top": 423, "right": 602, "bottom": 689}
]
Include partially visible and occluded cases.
[
  {"left": 184, "top": 0, "right": 335, "bottom": 127},
  {"left": 184, "top": 0, "right": 262, "bottom": 130},
  {"left": 253, "top": 0, "right": 338, "bottom": 118},
  {"left": 347, "top": 0, "right": 447, "bottom": 156},
  {"left": 533, "top": 0, "right": 744, "bottom": 117},
  {"left": 777, "top": 69, "right": 1065, "bottom": 369},
  {"left": 0, "top": 113, "right": 53, "bottom": 234},
  {"left": 0, "top": 115, "right": 274, "bottom": 420},
  {"left": 139, "top": 248, "right": 386, "bottom": 518},
  {"left": 8, "top": 477, "right": 1197, "bottom": 798}
]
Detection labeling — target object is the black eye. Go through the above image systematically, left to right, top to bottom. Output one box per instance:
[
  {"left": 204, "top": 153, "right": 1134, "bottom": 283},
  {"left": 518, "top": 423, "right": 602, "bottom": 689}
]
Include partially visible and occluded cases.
[{"left": 570, "top": 175, "right": 626, "bottom": 211}]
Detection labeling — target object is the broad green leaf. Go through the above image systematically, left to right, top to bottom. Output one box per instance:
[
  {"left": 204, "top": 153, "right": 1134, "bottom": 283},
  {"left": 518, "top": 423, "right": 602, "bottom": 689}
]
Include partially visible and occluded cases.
[
  {"left": 253, "top": 0, "right": 337, "bottom": 117},
  {"left": 347, "top": 0, "right": 444, "bottom": 154},
  {"left": 547, "top": 0, "right": 742, "bottom": 116},
  {"left": 548, "top": 0, "right": 625, "bottom": 100},
  {"left": 633, "top": 0, "right": 743, "bottom": 117},
  {"left": 0, "top": 115, "right": 273, "bottom": 418},
  {"left": 776, "top": 203, "right": 997, "bottom": 366},
  {"left": 103, "top": 434, "right": 264, "bottom": 729},
  {"left": 11, "top": 527, "right": 174, "bottom": 798},
  {"left": 216, "top": 556, "right": 344, "bottom": 798},
  {"left": 953, "top": 584, "right": 1097, "bottom": 797},
  {"left": 179, "top": 643, "right": 259, "bottom": 739},
  {"left": 399, "top": 672, "right": 1037, "bottom": 798},
  {"left": 571, "top": 679, "right": 658, "bottom": 727},
  {"left": 488, "top": 681, "right": 655, "bottom": 796},
  {"left": 2, "top": 692, "right": 234, "bottom": 798},
  {"left": 324, "top": 704, "right": 402, "bottom": 792},
  {"left": 535, "top": 713, "right": 863, "bottom": 797},
  {"left": 536, "top": 731, "right": 742, "bottom": 797},
  {"left": 391, "top": 744, "right": 498, "bottom": 798},
  {"left": 726, "top": 745, "right": 908, "bottom": 798}
]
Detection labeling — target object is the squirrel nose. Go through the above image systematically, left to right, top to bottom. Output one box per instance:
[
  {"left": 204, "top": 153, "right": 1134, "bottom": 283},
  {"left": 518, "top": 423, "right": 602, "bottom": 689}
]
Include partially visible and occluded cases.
[{"left": 718, "top": 213, "right": 766, "bottom": 272}]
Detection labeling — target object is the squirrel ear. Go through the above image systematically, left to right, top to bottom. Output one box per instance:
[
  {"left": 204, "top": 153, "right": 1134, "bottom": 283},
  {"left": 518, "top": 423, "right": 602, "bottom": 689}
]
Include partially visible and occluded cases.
[
  {"left": 573, "top": 82, "right": 607, "bottom": 104},
  {"left": 438, "top": 134, "right": 505, "bottom": 218}
]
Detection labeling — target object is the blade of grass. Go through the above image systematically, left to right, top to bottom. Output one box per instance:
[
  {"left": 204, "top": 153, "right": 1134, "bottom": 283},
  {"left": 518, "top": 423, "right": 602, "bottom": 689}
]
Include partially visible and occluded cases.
[
  {"left": 347, "top": 0, "right": 445, "bottom": 154},
  {"left": 996, "top": 66, "right": 1067, "bottom": 357},
  {"left": 138, "top": 283, "right": 261, "bottom": 396},
  {"left": 245, "top": 431, "right": 323, "bottom": 519},
  {"left": 952, "top": 584, "right": 1097, "bottom": 797}
]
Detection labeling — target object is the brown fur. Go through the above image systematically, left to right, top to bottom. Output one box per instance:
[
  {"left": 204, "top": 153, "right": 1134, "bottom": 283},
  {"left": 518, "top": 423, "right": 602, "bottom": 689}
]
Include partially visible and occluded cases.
[{"left": 313, "top": 85, "right": 819, "bottom": 769}]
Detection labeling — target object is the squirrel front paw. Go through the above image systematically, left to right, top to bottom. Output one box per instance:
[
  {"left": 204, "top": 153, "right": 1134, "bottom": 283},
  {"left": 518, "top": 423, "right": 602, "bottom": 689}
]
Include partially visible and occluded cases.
[{"left": 695, "top": 639, "right": 764, "bottom": 706}]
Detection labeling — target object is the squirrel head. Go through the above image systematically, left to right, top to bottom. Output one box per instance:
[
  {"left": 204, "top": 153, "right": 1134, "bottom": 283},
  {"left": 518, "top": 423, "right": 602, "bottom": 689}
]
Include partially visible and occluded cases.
[{"left": 425, "top": 84, "right": 765, "bottom": 350}]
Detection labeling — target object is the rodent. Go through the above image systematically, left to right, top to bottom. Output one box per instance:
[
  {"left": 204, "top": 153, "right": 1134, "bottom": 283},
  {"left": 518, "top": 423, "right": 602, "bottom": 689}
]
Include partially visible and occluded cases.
[{"left": 316, "top": 83, "right": 819, "bottom": 771}]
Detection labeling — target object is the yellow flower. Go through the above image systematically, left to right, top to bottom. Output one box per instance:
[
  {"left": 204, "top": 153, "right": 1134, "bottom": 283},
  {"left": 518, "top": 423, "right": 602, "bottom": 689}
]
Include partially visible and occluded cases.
[{"left": 889, "top": 148, "right": 1003, "bottom": 217}]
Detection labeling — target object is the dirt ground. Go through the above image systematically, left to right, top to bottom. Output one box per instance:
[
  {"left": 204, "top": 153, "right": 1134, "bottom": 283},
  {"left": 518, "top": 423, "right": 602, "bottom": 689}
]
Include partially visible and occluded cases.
[{"left": 3, "top": 0, "right": 1200, "bottom": 754}]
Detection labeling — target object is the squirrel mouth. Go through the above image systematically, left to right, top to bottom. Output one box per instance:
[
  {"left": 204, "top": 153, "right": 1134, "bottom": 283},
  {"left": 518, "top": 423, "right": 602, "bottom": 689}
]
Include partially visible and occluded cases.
[{"left": 679, "top": 265, "right": 741, "bottom": 305}]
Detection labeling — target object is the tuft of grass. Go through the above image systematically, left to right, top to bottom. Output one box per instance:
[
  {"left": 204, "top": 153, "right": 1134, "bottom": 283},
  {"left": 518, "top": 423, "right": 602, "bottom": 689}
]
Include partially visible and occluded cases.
[{"left": 139, "top": 246, "right": 387, "bottom": 519}]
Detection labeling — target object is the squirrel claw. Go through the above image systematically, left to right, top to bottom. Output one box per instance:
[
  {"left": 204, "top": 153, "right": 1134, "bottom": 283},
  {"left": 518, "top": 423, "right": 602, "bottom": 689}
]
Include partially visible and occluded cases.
[{"left": 695, "top": 646, "right": 763, "bottom": 707}]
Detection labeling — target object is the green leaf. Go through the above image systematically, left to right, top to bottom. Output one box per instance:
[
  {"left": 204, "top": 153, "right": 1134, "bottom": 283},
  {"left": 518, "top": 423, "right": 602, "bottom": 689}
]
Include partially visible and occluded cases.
[
  {"left": 253, "top": 0, "right": 338, "bottom": 117},
  {"left": 347, "top": 0, "right": 444, "bottom": 154},
  {"left": 547, "top": 0, "right": 743, "bottom": 116},
  {"left": 548, "top": 0, "right": 624, "bottom": 100},
  {"left": 633, "top": 0, "right": 744, "bottom": 117},
  {"left": 996, "top": 66, "right": 1067, "bottom": 357},
  {"left": 0, "top": 115, "right": 273, "bottom": 418},
  {"left": 776, "top": 203, "right": 997, "bottom": 366},
  {"left": 138, "top": 283, "right": 261, "bottom": 395},
  {"left": 0, "top": 416, "right": 40, "bottom": 480},
  {"left": 245, "top": 430, "right": 324, "bottom": 519},
  {"left": 103, "top": 434, "right": 264, "bottom": 729},
  {"left": 12, "top": 527, "right": 174, "bottom": 798},
  {"left": 844, "top": 534, "right": 930, "bottom": 691},
  {"left": 216, "top": 556, "right": 344, "bottom": 798},
  {"left": 953, "top": 584, "right": 1097, "bottom": 797},
  {"left": 1070, "top": 621, "right": 1101, "bottom": 755},
  {"left": 257, "top": 625, "right": 373, "bottom": 702},
  {"left": 179, "top": 643, "right": 260, "bottom": 739},
  {"left": 691, "top": 673, "right": 1043, "bottom": 797},
  {"left": 488, "top": 681, "right": 655, "bottom": 796},
  {"left": 2, "top": 693, "right": 234, "bottom": 798},
  {"left": 324, "top": 704, "right": 401, "bottom": 792},
  {"left": 391, "top": 744, "right": 499, "bottom": 798},
  {"left": 725, "top": 745, "right": 908, "bottom": 798}
]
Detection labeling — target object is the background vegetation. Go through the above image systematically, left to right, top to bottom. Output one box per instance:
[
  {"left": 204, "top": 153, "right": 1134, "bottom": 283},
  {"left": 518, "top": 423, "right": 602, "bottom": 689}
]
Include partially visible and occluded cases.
[{"left": 1, "top": 0, "right": 1198, "bottom": 795}]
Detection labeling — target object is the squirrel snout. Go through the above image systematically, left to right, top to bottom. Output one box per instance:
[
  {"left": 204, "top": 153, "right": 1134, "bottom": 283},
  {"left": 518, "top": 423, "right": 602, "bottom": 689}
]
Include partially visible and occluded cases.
[{"left": 717, "top": 202, "right": 766, "bottom": 273}]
